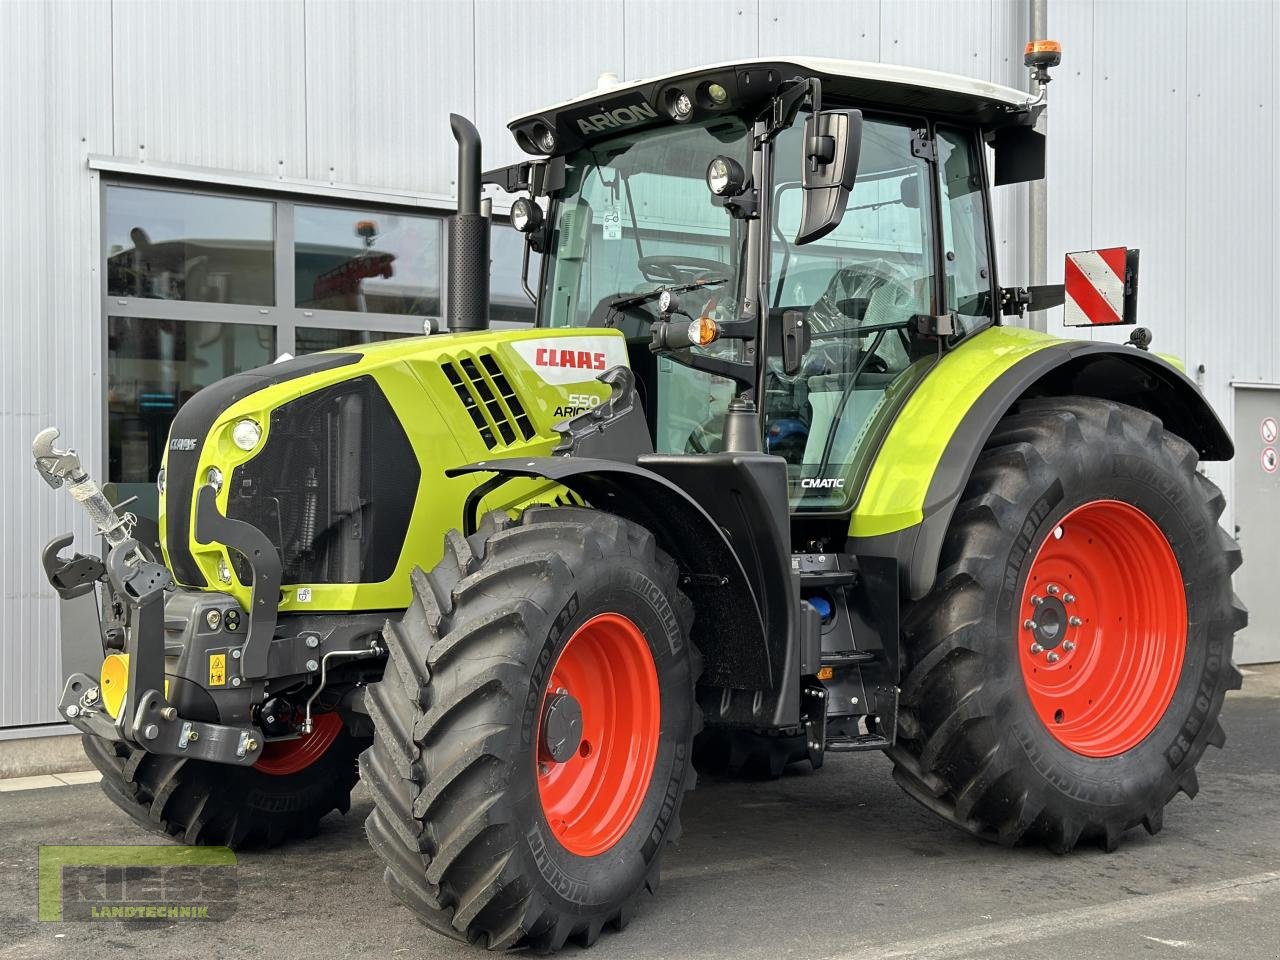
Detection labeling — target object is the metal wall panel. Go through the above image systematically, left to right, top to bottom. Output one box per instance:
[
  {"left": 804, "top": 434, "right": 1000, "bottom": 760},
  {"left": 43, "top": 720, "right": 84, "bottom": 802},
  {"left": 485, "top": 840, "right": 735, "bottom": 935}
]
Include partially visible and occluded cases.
[
  {"left": 0, "top": 0, "right": 113, "bottom": 728},
  {"left": 112, "top": 0, "right": 308, "bottom": 178},
  {"left": 304, "top": 0, "right": 474, "bottom": 195},
  {"left": 475, "top": 0, "right": 626, "bottom": 175},
  {"left": 622, "top": 0, "right": 760, "bottom": 78},
  {"left": 758, "top": 0, "right": 880, "bottom": 61},
  {"left": 881, "top": 0, "right": 994, "bottom": 77},
  {"left": 987, "top": 0, "right": 1030, "bottom": 288},
  {"left": 1042, "top": 0, "right": 1096, "bottom": 339},
  {"left": 1183, "top": 0, "right": 1276, "bottom": 530},
  {"left": 9, "top": 1, "right": 1280, "bottom": 731},
  {"left": 1088, "top": 1, "right": 1188, "bottom": 358}
]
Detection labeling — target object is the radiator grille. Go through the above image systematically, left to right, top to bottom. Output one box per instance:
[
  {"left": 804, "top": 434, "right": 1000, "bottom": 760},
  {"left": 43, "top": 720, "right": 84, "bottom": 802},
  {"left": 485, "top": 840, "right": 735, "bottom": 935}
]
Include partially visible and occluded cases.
[{"left": 442, "top": 352, "right": 536, "bottom": 450}]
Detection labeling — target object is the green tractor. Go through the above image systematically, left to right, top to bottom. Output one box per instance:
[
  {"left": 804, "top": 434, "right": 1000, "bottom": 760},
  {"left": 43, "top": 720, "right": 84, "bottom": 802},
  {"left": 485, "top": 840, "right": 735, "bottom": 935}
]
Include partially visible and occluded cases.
[{"left": 36, "top": 47, "right": 1244, "bottom": 952}]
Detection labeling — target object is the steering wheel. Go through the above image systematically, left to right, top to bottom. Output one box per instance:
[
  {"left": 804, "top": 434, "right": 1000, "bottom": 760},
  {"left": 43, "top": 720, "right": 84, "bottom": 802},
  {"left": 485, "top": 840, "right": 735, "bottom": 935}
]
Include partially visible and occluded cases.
[{"left": 638, "top": 255, "right": 727, "bottom": 284}]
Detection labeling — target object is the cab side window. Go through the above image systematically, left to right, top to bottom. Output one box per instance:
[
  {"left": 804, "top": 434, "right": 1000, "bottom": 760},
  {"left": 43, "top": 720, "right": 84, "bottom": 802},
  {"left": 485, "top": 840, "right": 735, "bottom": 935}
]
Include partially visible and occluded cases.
[{"left": 936, "top": 128, "right": 995, "bottom": 335}]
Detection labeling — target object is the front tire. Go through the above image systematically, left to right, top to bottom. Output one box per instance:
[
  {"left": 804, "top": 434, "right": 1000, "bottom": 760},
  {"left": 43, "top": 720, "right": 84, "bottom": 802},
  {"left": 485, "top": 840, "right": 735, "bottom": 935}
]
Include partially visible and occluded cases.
[
  {"left": 887, "top": 397, "right": 1245, "bottom": 852},
  {"left": 362, "top": 506, "right": 698, "bottom": 951},
  {"left": 83, "top": 715, "right": 366, "bottom": 849}
]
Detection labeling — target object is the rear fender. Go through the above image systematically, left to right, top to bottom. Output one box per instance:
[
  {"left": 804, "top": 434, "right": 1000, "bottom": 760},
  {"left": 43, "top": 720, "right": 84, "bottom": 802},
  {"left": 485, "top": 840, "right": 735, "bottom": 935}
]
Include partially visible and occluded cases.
[{"left": 850, "top": 329, "right": 1232, "bottom": 599}]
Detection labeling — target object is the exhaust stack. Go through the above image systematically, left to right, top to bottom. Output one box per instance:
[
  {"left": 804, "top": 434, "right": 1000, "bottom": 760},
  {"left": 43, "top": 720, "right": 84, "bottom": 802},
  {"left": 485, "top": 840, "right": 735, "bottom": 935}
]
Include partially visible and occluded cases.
[{"left": 446, "top": 114, "right": 491, "bottom": 333}]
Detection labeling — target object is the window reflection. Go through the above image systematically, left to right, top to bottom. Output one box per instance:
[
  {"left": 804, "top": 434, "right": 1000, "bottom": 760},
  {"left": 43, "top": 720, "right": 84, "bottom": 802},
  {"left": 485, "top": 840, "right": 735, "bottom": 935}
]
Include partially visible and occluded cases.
[
  {"left": 105, "top": 186, "right": 275, "bottom": 305},
  {"left": 295, "top": 206, "right": 442, "bottom": 316},
  {"left": 490, "top": 224, "right": 539, "bottom": 326},
  {"left": 107, "top": 316, "right": 275, "bottom": 520},
  {"left": 295, "top": 326, "right": 414, "bottom": 355}
]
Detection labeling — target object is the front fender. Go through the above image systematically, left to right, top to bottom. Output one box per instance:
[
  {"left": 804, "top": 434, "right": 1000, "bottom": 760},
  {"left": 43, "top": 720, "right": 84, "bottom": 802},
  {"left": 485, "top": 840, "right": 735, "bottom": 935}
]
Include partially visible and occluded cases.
[{"left": 448, "top": 456, "right": 775, "bottom": 692}]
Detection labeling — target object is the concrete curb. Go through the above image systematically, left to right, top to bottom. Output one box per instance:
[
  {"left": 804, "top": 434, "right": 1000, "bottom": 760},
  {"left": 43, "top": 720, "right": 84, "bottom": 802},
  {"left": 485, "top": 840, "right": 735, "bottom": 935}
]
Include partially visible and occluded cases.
[{"left": 0, "top": 732, "right": 94, "bottom": 780}]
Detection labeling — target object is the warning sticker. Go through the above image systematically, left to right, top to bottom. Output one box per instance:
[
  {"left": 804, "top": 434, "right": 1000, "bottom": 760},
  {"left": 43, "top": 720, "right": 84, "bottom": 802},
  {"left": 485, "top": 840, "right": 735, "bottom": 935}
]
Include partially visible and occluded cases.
[
  {"left": 1262, "top": 417, "right": 1278, "bottom": 444},
  {"left": 1263, "top": 447, "right": 1278, "bottom": 475},
  {"left": 208, "top": 653, "right": 226, "bottom": 687}
]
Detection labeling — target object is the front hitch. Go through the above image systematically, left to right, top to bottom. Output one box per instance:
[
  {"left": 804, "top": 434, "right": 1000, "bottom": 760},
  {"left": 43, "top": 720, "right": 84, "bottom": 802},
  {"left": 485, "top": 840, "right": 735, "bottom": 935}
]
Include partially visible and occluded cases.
[{"left": 34, "top": 426, "right": 281, "bottom": 767}]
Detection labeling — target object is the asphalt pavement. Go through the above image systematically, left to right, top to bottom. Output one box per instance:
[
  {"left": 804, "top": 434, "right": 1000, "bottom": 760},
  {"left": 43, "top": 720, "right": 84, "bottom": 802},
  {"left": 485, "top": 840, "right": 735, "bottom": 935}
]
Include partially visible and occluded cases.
[{"left": 3, "top": 665, "right": 1279, "bottom": 960}]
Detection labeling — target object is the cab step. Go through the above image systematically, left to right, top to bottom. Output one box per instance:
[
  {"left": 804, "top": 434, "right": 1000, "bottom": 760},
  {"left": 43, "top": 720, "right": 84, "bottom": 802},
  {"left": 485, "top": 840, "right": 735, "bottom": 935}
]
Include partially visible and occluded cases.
[{"left": 825, "top": 733, "right": 892, "bottom": 752}]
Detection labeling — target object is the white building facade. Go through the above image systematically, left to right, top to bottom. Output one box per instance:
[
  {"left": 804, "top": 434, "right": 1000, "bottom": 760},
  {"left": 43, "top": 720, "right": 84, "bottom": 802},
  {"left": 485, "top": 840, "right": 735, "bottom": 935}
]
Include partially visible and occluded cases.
[{"left": 2, "top": 0, "right": 1276, "bottom": 737}]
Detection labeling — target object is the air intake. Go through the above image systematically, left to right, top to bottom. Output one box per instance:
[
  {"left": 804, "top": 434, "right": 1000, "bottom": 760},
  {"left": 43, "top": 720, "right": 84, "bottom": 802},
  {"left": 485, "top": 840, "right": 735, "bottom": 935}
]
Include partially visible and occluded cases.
[{"left": 442, "top": 352, "right": 536, "bottom": 450}]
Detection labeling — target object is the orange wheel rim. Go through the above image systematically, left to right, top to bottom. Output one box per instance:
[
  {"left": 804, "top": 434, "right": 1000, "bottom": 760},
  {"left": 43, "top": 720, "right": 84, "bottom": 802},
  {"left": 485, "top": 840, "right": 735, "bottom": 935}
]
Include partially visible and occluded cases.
[
  {"left": 1018, "top": 499, "right": 1187, "bottom": 757},
  {"left": 536, "top": 613, "right": 661, "bottom": 857},
  {"left": 253, "top": 712, "right": 342, "bottom": 775}
]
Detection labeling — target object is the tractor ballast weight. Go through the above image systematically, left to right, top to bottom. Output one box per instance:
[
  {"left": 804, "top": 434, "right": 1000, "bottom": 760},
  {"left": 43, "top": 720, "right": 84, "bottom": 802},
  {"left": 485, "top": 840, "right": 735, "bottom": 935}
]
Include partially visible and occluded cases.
[{"left": 35, "top": 51, "right": 1246, "bottom": 953}]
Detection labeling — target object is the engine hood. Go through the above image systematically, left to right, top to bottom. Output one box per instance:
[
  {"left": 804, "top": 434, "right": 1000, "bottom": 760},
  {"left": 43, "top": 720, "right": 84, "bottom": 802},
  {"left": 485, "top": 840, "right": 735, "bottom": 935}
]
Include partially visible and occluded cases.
[{"left": 158, "top": 327, "right": 629, "bottom": 613}]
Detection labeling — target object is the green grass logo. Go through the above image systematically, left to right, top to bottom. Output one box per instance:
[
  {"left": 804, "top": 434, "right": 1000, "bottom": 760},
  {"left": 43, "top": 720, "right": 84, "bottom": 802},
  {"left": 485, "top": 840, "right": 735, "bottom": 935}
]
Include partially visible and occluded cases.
[{"left": 38, "top": 845, "right": 238, "bottom": 921}]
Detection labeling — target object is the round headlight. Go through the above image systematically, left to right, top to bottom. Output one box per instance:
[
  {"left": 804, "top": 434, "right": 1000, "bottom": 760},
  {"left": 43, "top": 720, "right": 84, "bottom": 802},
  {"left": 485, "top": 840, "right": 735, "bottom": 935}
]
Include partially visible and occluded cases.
[
  {"left": 705, "top": 82, "right": 729, "bottom": 106},
  {"left": 670, "top": 91, "right": 693, "bottom": 121},
  {"left": 534, "top": 123, "right": 557, "bottom": 153},
  {"left": 706, "top": 156, "right": 745, "bottom": 197},
  {"left": 511, "top": 197, "right": 543, "bottom": 233},
  {"left": 658, "top": 289, "right": 678, "bottom": 315},
  {"left": 231, "top": 418, "right": 262, "bottom": 451},
  {"left": 205, "top": 466, "right": 223, "bottom": 491},
  {"left": 156, "top": 467, "right": 166, "bottom": 495}
]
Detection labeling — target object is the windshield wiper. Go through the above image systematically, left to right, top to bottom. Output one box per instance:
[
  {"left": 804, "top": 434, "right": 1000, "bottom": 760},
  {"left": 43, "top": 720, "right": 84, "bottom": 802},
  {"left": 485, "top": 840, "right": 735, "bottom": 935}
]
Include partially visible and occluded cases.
[{"left": 607, "top": 277, "right": 728, "bottom": 313}]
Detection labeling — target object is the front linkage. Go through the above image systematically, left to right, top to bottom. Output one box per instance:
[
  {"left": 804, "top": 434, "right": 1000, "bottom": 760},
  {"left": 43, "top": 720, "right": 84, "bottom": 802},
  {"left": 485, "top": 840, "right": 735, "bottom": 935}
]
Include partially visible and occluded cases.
[{"left": 33, "top": 428, "right": 382, "bottom": 769}]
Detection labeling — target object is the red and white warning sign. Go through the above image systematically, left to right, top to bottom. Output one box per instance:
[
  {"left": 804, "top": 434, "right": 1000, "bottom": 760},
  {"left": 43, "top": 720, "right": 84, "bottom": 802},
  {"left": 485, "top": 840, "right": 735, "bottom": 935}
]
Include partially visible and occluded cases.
[
  {"left": 1063, "top": 247, "right": 1132, "bottom": 326},
  {"left": 1261, "top": 417, "right": 1278, "bottom": 444},
  {"left": 1263, "top": 447, "right": 1278, "bottom": 474}
]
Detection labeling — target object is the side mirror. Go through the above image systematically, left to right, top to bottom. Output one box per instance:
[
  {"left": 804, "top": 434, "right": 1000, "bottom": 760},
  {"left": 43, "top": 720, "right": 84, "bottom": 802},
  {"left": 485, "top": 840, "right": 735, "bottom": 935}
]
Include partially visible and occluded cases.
[{"left": 795, "top": 108, "right": 863, "bottom": 246}]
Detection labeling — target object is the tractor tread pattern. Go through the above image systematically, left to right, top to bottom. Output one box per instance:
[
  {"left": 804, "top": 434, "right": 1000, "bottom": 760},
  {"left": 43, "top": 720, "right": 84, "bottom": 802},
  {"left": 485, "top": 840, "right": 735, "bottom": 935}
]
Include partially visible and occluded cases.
[
  {"left": 886, "top": 397, "right": 1243, "bottom": 853},
  {"left": 362, "top": 507, "right": 699, "bottom": 951},
  {"left": 81, "top": 723, "right": 365, "bottom": 850}
]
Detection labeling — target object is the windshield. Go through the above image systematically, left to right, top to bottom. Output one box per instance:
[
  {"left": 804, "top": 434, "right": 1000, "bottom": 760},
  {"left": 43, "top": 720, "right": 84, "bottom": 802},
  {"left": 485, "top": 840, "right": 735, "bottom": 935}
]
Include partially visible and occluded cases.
[{"left": 540, "top": 118, "right": 751, "bottom": 332}]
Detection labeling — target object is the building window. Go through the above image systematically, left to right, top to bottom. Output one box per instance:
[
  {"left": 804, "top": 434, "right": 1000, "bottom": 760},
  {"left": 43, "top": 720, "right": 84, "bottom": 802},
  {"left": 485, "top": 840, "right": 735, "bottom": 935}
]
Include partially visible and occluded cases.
[
  {"left": 103, "top": 182, "right": 449, "bottom": 521},
  {"left": 105, "top": 186, "right": 275, "bottom": 305},
  {"left": 294, "top": 205, "right": 442, "bottom": 316},
  {"left": 490, "top": 223, "right": 539, "bottom": 326},
  {"left": 107, "top": 316, "right": 275, "bottom": 520},
  {"left": 295, "top": 326, "right": 414, "bottom": 355}
]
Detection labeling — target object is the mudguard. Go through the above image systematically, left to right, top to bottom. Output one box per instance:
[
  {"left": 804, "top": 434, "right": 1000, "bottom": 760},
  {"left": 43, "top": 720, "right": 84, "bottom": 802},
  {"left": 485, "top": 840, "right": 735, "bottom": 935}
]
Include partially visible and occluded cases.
[
  {"left": 849, "top": 327, "right": 1232, "bottom": 599},
  {"left": 448, "top": 454, "right": 792, "bottom": 713}
]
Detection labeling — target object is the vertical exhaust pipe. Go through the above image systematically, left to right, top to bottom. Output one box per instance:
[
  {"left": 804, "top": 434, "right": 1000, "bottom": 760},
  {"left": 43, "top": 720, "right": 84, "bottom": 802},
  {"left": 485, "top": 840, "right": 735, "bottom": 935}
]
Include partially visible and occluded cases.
[{"left": 446, "top": 114, "right": 490, "bottom": 332}]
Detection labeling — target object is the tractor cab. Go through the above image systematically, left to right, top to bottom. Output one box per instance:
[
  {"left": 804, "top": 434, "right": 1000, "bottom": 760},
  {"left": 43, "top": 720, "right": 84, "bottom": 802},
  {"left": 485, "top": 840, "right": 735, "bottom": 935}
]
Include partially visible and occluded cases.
[{"left": 495, "top": 59, "right": 1046, "bottom": 516}]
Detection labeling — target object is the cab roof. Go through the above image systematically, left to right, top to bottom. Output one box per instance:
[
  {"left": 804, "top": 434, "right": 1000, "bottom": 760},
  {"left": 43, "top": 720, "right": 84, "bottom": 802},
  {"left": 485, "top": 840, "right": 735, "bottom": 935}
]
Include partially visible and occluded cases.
[{"left": 507, "top": 57, "right": 1035, "bottom": 155}]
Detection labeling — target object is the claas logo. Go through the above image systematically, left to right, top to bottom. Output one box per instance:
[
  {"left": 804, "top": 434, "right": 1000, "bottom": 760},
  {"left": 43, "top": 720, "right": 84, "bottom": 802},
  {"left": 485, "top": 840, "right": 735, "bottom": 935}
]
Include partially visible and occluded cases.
[{"left": 534, "top": 348, "right": 608, "bottom": 371}]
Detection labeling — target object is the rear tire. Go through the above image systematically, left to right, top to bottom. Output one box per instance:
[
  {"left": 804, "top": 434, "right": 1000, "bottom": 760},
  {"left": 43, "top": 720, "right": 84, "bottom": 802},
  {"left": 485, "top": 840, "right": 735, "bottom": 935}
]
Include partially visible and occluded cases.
[
  {"left": 887, "top": 397, "right": 1245, "bottom": 852},
  {"left": 362, "top": 506, "right": 698, "bottom": 951},
  {"left": 82, "top": 719, "right": 366, "bottom": 849}
]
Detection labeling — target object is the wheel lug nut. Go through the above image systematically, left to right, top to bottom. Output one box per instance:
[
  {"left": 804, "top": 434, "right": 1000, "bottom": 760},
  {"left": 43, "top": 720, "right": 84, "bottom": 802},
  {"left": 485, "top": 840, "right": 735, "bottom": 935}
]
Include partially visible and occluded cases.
[
  {"left": 1047, "top": 584, "right": 1060, "bottom": 595},
  {"left": 1063, "top": 593, "right": 1075, "bottom": 603},
  {"left": 1030, "top": 595, "right": 1043, "bottom": 606},
  {"left": 1069, "top": 615, "right": 1082, "bottom": 626},
  {"left": 1023, "top": 619, "right": 1037, "bottom": 630},
  {"left": 1063, "top": 640, "right": 1076, "bottom": 652},
  {"left": 1030, "top": 642, "right": 1044, "bottom": 655},
  {"left": 1047, "top": 651, "right": 1061, "bottom": 663}
]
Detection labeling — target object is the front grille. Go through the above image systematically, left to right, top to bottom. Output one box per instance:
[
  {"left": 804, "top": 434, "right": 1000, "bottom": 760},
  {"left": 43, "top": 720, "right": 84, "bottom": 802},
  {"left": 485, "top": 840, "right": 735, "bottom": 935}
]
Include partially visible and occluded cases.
[
  {"left": 442, "top": 352, "right": 535, "bottom": 450},
  {"left": 226, "top": 375, "right": 419, "bottom": 586}
]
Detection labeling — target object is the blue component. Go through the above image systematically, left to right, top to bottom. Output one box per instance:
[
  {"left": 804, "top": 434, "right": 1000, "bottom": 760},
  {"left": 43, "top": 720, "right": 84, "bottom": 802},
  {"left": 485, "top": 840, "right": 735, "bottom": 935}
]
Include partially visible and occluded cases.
[{"left": 808, "top": 595, "right": 833, "bottom": 622}]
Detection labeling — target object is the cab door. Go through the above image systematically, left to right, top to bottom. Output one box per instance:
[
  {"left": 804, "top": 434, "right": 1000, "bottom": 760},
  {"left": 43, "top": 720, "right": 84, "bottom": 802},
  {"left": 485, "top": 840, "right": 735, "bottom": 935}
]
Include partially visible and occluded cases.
[{"left": 764, "top": 116, "right": 939, "bottom": 511}]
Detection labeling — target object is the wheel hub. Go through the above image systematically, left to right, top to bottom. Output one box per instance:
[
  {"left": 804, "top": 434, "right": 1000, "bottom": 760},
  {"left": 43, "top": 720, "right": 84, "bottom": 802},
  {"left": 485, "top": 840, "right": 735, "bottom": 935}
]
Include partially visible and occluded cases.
[
  {"left": 1017, "top": 500, "right": 1187, "bottom": 757},
  {"left": 535, "top": 612, "right": 661, "bottom": 857},
  {"left": 539, "top": 691, "right": 583, "bottom": 763}
]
